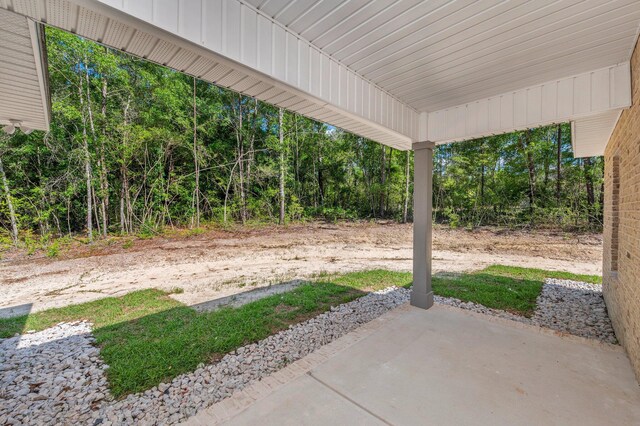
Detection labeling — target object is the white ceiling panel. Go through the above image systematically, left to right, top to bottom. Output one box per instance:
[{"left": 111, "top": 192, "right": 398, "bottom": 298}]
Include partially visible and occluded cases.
[{"left": 246, "top": 0, "right": 640, "bottom": 113}]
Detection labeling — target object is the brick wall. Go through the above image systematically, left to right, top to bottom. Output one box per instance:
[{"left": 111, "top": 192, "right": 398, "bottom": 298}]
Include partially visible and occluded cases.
[{"left": 603, "top": 34, "right": 640, "bottom": 381}]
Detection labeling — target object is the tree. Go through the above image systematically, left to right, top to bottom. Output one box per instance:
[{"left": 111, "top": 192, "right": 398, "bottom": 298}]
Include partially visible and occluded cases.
[
  {"left": 0, "top": 28, "right": 605, "bottom": 247},
  {"left": 192, "top": 77, "right": 200, "bottom": 228},
  {"left": 278, "top": 108, "right": 286, "bottom": 225},
  {"left": 0, "top": 152, "right": 18, "bottom": 245}
]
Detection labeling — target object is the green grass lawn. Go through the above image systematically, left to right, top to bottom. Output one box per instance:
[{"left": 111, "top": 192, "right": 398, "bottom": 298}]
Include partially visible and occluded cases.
[{"left": 0, "top": 265, "right": 600, "bottom": 397}]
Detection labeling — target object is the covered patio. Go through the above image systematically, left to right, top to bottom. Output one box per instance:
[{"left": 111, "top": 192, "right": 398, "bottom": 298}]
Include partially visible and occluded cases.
[
  {"left": 2, "top": 0, "right": 640, "bottom": 424},
  {"left": 186, "top": 304, "right": 640, "bottom": 425}
]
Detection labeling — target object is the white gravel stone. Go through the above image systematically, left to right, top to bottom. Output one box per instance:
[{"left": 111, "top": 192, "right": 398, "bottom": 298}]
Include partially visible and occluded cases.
[
  {"left": 0, "top": 278, "right": 617, "bottom": 425},
  {"left": 532, "top": 278, "right": 617, "bottom": 344},
  {"left": 0, "top": 321, "right": 110, "bottom": 425}
]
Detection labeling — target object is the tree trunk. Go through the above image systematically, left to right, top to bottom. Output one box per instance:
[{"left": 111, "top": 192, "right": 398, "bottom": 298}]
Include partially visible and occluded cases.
[
  {"left": 83, "top": 57, "right": 102, "bottom": 239},
  {"left": 99, "top": 76, "right": 109, "bottom": 237},
  {"left": 192, "top": 77, "right": 200, "bottom": 228},
  {"left": 78, "top": 78, "right": 93, "bottom": 242},
  {"left": 120, "top": 96, "right": 131, "bottom": 234},
  {"left": 235, "top": 97, "right": 247, "bottom": 224},
  {"left": 279, "top": 108, "right": 286, "bottom": 225},
  {"left": 294, "top": 116, "right": 300, "bottom": 199},
  {"left": 83, "top": 124, "right": 93, "bottom": 241},
  {"left": 556, "top": 124, "right": 562, "bottom": 204},
  {"left": 519, "top": 130, "right": 536, "bottom": 211},
  {"left": 480, "top": 139, "right": 486, "bottom": 205},
  {"left": 317, "top": 146, "right": 324, "bottom": 206},
  {"left": 380, "top": 146, "right": 386, "bottom": 218},
  {"left": 386, "top": 147, "right": 392, "bottom": 214},
  {"left": 403, "top": 150, "right": 410, "bottom": 223},
  {"left": 0, "top": 155, "right": 18, "bottom": 245},
  {"left": 584, "top": 157, "right": 595, "bottom": 223},
  {"left": 92, "top": 185, "right": 101, "bottom": 236}
]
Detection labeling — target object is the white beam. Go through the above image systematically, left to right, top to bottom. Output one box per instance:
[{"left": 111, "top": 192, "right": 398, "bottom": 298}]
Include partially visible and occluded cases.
[
  {"left": 11, "top": 0, "right": 417, "bottom": 147},
  {"left": 425, "top": 63, "right": 631, "bottom": 152}
]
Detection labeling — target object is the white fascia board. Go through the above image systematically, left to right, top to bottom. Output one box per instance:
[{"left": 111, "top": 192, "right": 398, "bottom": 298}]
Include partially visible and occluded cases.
[
  {"left": 72, "top": 0, "right": 418, "bottom": 146},
  {"left": 28, "top": 19, "right": 51, "bottom": 130},
  {"left": 426, "top": 63, "right": 631, "bottom": 145}
]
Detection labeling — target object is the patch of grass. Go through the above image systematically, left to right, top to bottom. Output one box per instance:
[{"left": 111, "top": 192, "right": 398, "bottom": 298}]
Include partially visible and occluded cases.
[
  {"left": 186, "top": 227, "right": 205, "bottom": 237},
  {"left": 46, "top": 240, "right": 60, "bottom": 257},
  {"left": 482, "top": 264, "right": 602, "bottom": 284},
  {"left": 335, "top": 266, "right": 600, "bottom": 316},
  {"left": 331, "top": 267, "right": 544, "bottom": 317},
  {"left": 330, "top": 269, "right": 412, "bottom": 290},
  {"left": 432, "top": 272, "right": 542, "bottom": 317},
  {"left": 0, "top": 284, "right": 364, "bottom": 397},
  {"left": 0, "top": 289, "right": 182, "bottom": 339}
]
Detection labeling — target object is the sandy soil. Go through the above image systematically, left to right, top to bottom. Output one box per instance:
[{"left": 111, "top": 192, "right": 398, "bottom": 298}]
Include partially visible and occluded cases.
[{"left": 0, "top": 222, "right": 602, "bottom": 317}]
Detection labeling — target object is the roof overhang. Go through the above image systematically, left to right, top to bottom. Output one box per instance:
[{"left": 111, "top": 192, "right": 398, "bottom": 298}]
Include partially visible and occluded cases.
[
  {"left": 1, "top": 0, "right": 638, "bottom": 156},
  {"left": 0, "top": 8, "right": 50, "bottom": 132},
  {"left": 425, "top": 63, "right": 632, "bottom": 156}
]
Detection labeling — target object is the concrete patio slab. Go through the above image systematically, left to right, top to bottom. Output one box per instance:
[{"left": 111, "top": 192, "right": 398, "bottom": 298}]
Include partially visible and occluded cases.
[
  {"left": 189, "top": 305, "right": 640, "bottom": 426},
  {"left": 216, "top": 374, "right": 386, "bottom": 426}
]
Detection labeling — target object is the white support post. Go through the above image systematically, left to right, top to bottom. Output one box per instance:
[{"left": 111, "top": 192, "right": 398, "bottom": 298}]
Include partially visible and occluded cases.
[{"left": 411, "top": 141, "right": 435, "bottom": 309}]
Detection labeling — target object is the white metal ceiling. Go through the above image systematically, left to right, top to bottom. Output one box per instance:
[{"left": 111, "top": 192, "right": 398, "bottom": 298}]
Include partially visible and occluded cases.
[
  {"left": 0, "top": 0, "right": 637, "bottom": 156},
  {"left": 246, "top": 0, "right": 640, "bottom": 113},
  {"left": 0, "top": 7, "right": 49, "bottom": 131}
]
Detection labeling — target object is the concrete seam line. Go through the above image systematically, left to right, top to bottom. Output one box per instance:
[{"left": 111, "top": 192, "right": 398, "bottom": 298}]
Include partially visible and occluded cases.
[{"left": 307, "top": 372, "right": 394, "bottom": 426}]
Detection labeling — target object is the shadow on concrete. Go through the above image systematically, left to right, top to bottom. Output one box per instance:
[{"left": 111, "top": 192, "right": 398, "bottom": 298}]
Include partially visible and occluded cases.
[
  {"left": 190, "top": 279, "right": 307, "bottom": 313},
  {"left": 0, "top": 302, "right": 33, "bottom": 319},
  {"left": 0, "top": 302, "right": 33, "bottom": 360}
]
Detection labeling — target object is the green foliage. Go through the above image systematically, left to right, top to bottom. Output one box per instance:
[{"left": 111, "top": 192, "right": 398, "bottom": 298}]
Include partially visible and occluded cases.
[
  {"left": 0, "top": 28, "right": 602, "bottom": 245},
  {"left": 433, "top": 127, "right": 603, "bottom": 231},
  {"left": 46, "top": 240, "right": 60, "bottom": 258},
  {"left": 433, "top": 273, "right": 543, "bottom": 317}
]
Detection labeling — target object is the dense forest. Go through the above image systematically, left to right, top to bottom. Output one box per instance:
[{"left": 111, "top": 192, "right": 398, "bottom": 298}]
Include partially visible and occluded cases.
[{"left": 0, "top": 29, "right": 604, "bottom": 248}]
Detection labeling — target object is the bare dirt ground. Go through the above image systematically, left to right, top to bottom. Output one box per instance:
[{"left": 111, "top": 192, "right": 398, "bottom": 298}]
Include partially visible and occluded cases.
[{"left": 0, "top": 222, "right": 602, "bottom": 317}]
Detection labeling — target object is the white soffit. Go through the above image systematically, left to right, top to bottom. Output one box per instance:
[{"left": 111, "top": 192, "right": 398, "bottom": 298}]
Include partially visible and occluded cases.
[
  {"left": 0, "top": 0, "right": 418, "bottom": 150},
  {"left": 247, "top": 0, "right": 640, "bottom": 113},
  {"left": 0, "top": 8, "right": 50, "bottom": 131},
  {"left": 427, "top": 63, "right": 632, "bottom": 146},
  {"left": 572, "top": 110, "right": 623, "bottom": 157}
]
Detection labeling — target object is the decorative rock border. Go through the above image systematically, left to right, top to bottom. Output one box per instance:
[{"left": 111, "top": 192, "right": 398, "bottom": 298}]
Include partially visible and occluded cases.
[
  {"left": 533, "top": 279, "right": 617, "bottom": 344},
  {"left": 0, "top": 322, "right": 108, "bottom": 425}
]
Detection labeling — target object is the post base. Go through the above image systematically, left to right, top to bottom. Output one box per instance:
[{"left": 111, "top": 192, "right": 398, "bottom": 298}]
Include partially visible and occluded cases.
[{"left": 410, "top": 290, "right": 434, "bottom": 309}]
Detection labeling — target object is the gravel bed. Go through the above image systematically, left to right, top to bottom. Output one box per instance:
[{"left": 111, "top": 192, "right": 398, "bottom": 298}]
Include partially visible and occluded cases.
[
  {"left": 0, "top": 278, "right": 617, "bottom": 425},
  {"left": 436, "top": 278, "right": 616, "bottom": 344},
  {"left": 533, "top": 278, "right": 617, "bottom": 344},
  {"left": 434, "top": 295, "right": 532, "bottom": 325},
  {"left": 0, "top": 322, "right": 109, "bottom": 425}
]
